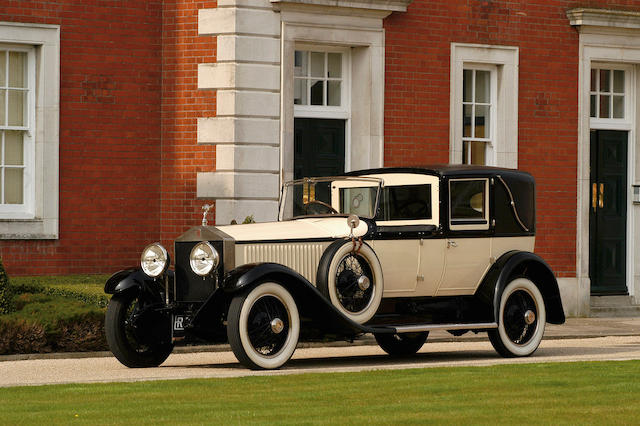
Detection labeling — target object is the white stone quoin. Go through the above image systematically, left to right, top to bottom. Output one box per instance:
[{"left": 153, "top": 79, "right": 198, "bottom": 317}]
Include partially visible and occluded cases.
[{"left": 197, "top": 0, "right": 282, "bottom": 224}]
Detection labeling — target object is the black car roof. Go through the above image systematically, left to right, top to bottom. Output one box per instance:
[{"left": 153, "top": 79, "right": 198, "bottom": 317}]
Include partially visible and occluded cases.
[{"left": 344, "top": 164, "right": 533, "bottom": 180}]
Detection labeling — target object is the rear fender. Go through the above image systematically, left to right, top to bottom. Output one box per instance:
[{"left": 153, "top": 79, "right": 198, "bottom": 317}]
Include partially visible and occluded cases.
[{"left": 476, "top": 251, "right": 565, "bottom": 324}]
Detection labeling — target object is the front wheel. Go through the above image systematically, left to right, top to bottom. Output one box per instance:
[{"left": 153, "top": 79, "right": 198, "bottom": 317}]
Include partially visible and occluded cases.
[
  {"left": 488, "top": 278, "right": 546, "bottom": 357},
  {"left": 227, "top": 282, "right": 300, "bottom": 370},
  {"left": 105, "top": 292, "right": 173, "bottom": 368},
  {"left": 374, "top": 332, "right": 429, "bottom": 356}
]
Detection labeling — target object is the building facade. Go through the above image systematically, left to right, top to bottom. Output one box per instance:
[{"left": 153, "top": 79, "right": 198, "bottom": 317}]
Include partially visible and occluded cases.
[{"left": 1, "top": 0, "right": 640, "bottom": 316}]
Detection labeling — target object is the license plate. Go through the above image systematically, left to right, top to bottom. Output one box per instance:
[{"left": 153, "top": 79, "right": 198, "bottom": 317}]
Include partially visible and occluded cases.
[{"left": 173, "top": 315, "right": 185, "bottom": 331}]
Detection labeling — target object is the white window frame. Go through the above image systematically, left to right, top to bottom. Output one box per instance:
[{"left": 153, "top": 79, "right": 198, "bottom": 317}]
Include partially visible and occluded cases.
[
  {"left": 0, "top": 22, "right": 59, "bottom": 239},
  {"left": 450, "top": 43, "right": 519, "bottom": 168},
  {"left": 0, "top": 44, "right": 36, "bottom": 218},
  {"left": 293, "top": 46, "right": 351, "bottom": 119},
  {"left": 589, "top": 63, "right": 634, "bottom": 131},
  {"left": 461, "top": 64, "right": 498, "bottom": 165}
]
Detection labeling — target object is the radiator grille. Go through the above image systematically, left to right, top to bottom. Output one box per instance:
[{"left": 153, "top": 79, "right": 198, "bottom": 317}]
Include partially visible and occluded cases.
[{"left": 241, "top": 243, "right": 327, "bottom": 285}]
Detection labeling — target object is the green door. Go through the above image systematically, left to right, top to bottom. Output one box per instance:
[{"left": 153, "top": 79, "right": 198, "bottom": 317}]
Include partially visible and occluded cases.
[
  {"left": 294, "top": 118, "right": 345, "bottom": 179},
  {"left": 589, "top": 130, "right": 628, "bottom": 294}
]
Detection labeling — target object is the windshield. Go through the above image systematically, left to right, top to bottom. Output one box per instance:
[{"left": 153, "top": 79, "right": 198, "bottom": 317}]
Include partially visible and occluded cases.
[{"left": 279, "top": 177, "right": 382, "bottom": 221}]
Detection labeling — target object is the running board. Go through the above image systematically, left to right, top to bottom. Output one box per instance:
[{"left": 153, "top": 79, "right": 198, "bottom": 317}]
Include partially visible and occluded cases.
[{"left": 393, "top": 322, "right": 498, "bottom": 334}]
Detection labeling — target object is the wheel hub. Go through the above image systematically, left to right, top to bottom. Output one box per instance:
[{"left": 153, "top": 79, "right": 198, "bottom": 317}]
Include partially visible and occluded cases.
[
  {"left": 357, "top": 276, "right": 370, "bottom": 291},
  {"left": 524, "top": 309, "right": 536, "bottom": 325},
  {"left": 270, "top": 318, "right": 284, "bottom": 334}
]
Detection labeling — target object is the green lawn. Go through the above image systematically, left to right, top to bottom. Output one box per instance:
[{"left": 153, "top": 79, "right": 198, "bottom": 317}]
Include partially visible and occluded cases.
[{"left": 0, "top": 360, "right": 638, "bottom": 424}]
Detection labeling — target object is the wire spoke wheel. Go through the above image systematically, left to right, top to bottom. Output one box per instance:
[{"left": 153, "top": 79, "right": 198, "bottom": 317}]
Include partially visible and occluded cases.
[
  {"left": 335, "top": 253, "right": 374, "bottom": 314},
  {"left": 488, "top": 278, "right": 546, "bottom": 358},
  {"left": 228, "top": 282, "right": 300, "bottom": 370},
  {"left": 246, "top": 295, "right": 290, "bottom": 356}
]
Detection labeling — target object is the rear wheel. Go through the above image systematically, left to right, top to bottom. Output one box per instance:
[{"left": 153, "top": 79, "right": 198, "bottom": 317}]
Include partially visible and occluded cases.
[
  {"left": 488, "top": 278, "right": 546, "bottom": 357},
  {"left": 227, "top": 282, "right": 300, "bottom": 370},
  {"left": 105, "top": 292, "right": 173, "bottom": 368},
  {"left": 374, "top": 332, "right": 429, "bottom": 356}
]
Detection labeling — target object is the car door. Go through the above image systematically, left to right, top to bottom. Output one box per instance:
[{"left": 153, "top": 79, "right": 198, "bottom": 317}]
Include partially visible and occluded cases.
[
  {"left": 370, "top": 174, "right": 444, "bottom": 297},
  {"left": 436, "top": 178, "right": 492, "bottom": 296}
]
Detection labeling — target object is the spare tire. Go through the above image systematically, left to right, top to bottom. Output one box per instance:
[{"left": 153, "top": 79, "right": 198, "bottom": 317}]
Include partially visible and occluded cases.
[{"left": 316, "top": 239, "right": 384, "bottom": 324}]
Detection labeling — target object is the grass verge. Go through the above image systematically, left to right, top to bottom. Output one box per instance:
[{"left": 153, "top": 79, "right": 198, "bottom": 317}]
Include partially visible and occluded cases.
[{"left": 0, "top": 360, "right": 639, "bottom": 424}]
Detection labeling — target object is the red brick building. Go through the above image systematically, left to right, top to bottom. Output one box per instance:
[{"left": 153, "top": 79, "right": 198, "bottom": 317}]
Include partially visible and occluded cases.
[{"left": 1, "top": 0, "right": 640, "bottom": 316}]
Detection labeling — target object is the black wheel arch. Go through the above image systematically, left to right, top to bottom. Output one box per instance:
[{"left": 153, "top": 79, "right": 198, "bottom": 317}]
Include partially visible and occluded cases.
[
  {"left": 476, "top": 251, "right": 565, "bottom": 325},
  {"left": 222, "top": 262, "right": 367, "bottom": 336},
  {"left": 105, "top": 268, "right": 171, "bottom": 302}
]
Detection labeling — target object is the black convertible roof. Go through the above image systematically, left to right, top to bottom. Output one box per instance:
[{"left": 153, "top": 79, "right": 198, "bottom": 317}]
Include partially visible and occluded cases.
[{"left": 344, "top": 164, "right": 533, "bottom": 180}]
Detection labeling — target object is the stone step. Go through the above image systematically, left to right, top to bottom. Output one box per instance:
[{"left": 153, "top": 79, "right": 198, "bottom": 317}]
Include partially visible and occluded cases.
[
  {"left": 590, "top": 295, "right": 634, "bottom": 307},
  {"left": 590, "top": 305, "right": 640, "bottom": 318}
]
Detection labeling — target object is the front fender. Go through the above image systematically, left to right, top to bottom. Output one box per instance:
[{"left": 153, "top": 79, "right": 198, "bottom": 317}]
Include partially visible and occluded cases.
[
  {"left": 476, "top": 251, "right": 565, "bottom": 325},
  {"left": 222, "top": 263, "right": 368, "bottom": 335},
  {"left": 105, "top": 269, "right": 172, "bottom": 301}
]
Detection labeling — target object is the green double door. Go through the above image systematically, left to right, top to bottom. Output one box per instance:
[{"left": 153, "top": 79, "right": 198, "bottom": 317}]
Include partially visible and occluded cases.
[
  {"left": 294, "top": 118, "right": 345, "bottom": 179},
  {"left": 589, "top": 130, "right": 628, "bottom": 294}
]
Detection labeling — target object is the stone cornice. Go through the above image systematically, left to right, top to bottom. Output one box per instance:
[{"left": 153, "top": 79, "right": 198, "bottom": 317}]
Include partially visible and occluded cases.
[
  {"left": 271, "top": 0, "right": 412, "bottom": 13},
  {"left": 567, "top": 8, "right": 640, "bottom": 30}
]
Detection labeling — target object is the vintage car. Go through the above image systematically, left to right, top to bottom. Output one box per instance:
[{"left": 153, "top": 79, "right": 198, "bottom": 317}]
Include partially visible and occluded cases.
[{"left": 104, "top": 165, "right": 565, "bottom": 370}]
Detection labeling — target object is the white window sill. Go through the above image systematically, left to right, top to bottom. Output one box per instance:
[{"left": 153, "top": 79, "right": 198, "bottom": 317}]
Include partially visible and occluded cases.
[{"left": 0, "top": 218, "right": 58, "bottom": 240}]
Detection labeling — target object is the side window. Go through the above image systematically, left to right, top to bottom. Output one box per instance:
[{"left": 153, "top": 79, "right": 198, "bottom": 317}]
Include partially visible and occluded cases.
[
  {"left": 449, "top": 179, "right": 489, "bottom": 230},
  {"left": 379, "top": 184, "right": 432, "bottom": 221}
]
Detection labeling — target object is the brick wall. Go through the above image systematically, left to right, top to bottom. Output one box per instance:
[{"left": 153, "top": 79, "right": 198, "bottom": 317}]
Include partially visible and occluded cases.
[
  {"left": 0, "top": 0, "right": 164, "bottom": 275},
  {"left": 159, "top": 0, "right": 217, "bottom": 254},
  {"left": 383, "top": 0, "right": 640, "bottom": 277}
]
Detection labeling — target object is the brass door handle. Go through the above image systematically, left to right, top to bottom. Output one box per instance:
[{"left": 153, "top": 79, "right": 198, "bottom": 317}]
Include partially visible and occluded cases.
[
  {"left": 592, "top": 183, "right": 597, "bottom": 212},
  {"left": 599, "top": 183, "right": 604, "bottom": 208}
]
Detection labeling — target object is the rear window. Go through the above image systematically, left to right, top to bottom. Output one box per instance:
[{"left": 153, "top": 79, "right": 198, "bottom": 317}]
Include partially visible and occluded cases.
[{"left": 378, "top": 184, "right": 432, "bottom": 221}]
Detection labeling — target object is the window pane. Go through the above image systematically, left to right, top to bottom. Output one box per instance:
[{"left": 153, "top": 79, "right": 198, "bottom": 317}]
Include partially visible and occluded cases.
[
  {"left": 0, "top": 51, "right": 5, "bottom": 86},
  {"left": 294, "top": 51, "right": 307, "bottom": 77},
  {"left": 8, "top": 52, "right": 26, "bottom": 88},
  {"left": 310, "top": 52, "right": 324, "bottom": 78},
  {"left": 327, "top": 53, "right": 341, "bottom": 78},
  {"left": 590, "top": 68, "right": 597, "bottom": 92},
  {"left": 463, "top": 69, "right": 472, "bottom": 102},
  {"left": 599, "top": 69, "right": 610, "bottom": 92},
  {"left": 475, "top": 70, "right": 490, "bottom": 103},
  {"left": 613, "top": 70, "right": 624, "bottom": 93},
  {"left": 294, "top": 79, "right": 306, "bottom": 105},
  {"left": 310, "top": 79, "right": 323, "bottom": 105},
  {"left": 327, "top": 80, "right": 340, "bottom": 106},
  {"left": 0, "top": 90, "right": 5, "bottom": 125},
  {"left": 8, "top": 90, "right": 25, "bottom": 126},
  {"left": 590, "top": 94, "right": 597, "bottom": 117},
  {"left": 599, "top": 95, "right": 610, "bottom": 118},
  {"left": 613, "top": 95, "right": 624, "bottom": 119},
  {"left": 463, "top": 104, "right": 472, "bottom": 137},
  {"left": 475, "top": 104, "right": 490, "bottom": 138},
  {"left": 4, "top": 131, "right": 23, "bottom": 165},
  {"left": 463, "top": 141, "right": 470, "bottom": 164},
  {"left": 470, "top": 141, "right": 486, "bottom": 165},
  {"left": 4, "top": 168, "right": 23, "bottom": 204},
  {"left": 450, "top": 180, "right": 486, "bottom": 220},
  {"left": 378, "top": 185, "right": 432, "bottom": 220}
]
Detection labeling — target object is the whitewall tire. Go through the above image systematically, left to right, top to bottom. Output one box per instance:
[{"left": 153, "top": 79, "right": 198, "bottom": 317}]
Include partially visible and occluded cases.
[
  {"left": 317, "top": 240, "right": 384, "bottom": 324},
  {"left": 488, "top": 278, "right": 546, "bottom": 357},
  {"left": 227, "top": 282, "right": 300, "bottom": 370}
]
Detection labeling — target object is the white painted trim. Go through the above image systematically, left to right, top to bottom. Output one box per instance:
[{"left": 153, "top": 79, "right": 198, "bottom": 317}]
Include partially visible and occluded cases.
[
  {"left": 0, "top": 22, "right": 59, "bottom": 239},
  {"left": 576, "top": 26, "right": 640, "bottom": 312},
  {"left": 450, "top": 43, "right": 519, "bottom": 168}
]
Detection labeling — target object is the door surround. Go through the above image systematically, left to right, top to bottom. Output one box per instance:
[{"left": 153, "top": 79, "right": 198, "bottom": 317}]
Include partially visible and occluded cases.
[{"left": 570, "top": 9, "right": 640, "bottom": 315}]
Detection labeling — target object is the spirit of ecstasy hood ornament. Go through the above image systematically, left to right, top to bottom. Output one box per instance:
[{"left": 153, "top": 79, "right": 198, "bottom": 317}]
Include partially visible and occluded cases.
[{"left": 201, "top": 204, "right": 213, "bottom": 226}]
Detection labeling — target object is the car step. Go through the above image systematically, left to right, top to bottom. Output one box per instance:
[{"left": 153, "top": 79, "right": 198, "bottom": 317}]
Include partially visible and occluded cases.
[{"left": 392, "top": 322, "right": 498, "bottom": 333}]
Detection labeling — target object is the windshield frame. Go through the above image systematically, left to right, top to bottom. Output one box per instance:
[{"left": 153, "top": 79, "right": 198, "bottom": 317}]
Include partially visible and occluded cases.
[{"left": 278, "top": 176, "right": 384, "bottom": 221}]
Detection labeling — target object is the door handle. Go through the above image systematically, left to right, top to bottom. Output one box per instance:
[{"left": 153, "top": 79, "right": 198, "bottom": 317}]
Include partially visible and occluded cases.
[
  {"left": 592, "top": 183, "right": 597, "bottom": 212},
  {"left": 599, "top": 183, "right": 604, "bottom": 208},
  {"left": 447, "top": 240, "right": 458, "bottom": 248}
]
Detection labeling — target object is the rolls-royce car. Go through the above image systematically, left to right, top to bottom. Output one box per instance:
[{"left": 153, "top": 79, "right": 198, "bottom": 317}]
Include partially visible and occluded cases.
[{"left": 104, "top": 165, "right": 565, "bottom": 370}]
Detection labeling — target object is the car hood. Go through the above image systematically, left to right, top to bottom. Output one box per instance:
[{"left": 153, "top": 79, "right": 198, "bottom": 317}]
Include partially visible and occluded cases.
[{"left": 216, "top": 217, "right": 369, "bottom": 242}]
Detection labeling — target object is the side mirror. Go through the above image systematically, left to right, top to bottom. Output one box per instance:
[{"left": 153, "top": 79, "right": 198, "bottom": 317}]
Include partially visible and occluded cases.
[{"left": 347, "top": 214, "right": 360, "bottom": 230}]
